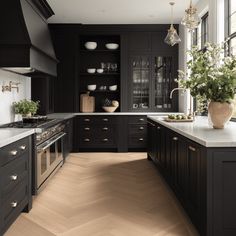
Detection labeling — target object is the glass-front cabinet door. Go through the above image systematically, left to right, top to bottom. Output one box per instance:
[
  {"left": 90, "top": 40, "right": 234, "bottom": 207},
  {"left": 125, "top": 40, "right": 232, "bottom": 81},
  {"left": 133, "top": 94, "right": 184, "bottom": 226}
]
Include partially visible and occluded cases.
[
  {"left": 130, "top": 55, "right": 151, "bottom": 110},
  {"left": 153, "top": 56, "right": 173, "bottom": 110}
]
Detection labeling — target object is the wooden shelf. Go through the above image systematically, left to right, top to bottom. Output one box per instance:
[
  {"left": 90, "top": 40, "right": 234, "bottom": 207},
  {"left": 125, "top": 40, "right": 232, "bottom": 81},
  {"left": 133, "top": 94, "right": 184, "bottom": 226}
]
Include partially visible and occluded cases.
[
  {"left": 80, "top": 49, "right": 120, "bottom": 53},
  {"left": 80, "top": 73, "right": 120, "bottom": 76},
  {"left": 83, "top": 90, "right": 120, "bottom": 94}
]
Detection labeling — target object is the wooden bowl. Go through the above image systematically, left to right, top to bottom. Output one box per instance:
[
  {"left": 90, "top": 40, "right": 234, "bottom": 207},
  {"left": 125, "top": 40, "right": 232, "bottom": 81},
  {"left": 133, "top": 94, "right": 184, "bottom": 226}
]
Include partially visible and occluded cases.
[{"left": 102, "top": 106, "right": 117, "bottom": 113}]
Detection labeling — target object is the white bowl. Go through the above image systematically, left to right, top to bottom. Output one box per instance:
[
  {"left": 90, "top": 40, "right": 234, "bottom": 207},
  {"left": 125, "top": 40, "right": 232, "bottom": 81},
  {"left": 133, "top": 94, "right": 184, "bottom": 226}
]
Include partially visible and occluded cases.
[
  {"left": 84, "top": 42, "right": 97, "bottom": 50},
  {"left": 105, "top": 43, "right": 119, "bottom": 50},
  {"left": 87, "top": 68, "right": 96, "bottom": 74},
  {"left": 96, "top": 68, "right": 104, "bottom": 74},
  {"left": 87, "top": 84, "right": 96, "bottom": 91},
  {"left": 109, "top": 85, "right": 117, "bottom": 91}
]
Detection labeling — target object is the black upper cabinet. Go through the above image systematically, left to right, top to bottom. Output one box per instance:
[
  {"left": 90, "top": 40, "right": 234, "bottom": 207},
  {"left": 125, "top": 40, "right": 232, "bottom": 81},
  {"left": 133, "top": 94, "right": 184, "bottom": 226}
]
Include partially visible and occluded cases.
[
  {"left": 48, "top": 25, "right": 179, "bottom": 113},
  {"left": 128, "top": 33, "right": 151, "bottom": 52}
]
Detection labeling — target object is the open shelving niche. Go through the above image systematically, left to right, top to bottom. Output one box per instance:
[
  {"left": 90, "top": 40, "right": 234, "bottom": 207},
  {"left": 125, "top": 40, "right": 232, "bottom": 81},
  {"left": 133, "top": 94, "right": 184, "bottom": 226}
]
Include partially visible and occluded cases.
[{"left": 78, "top": 35, "right": 121, "bottom": 112}]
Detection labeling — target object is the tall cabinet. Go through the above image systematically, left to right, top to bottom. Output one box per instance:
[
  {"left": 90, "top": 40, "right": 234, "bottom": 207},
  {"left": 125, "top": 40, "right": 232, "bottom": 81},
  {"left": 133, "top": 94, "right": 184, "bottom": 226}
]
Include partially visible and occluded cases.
[{"left": 126, "top": 31, "right": 178, "bottom": 112}]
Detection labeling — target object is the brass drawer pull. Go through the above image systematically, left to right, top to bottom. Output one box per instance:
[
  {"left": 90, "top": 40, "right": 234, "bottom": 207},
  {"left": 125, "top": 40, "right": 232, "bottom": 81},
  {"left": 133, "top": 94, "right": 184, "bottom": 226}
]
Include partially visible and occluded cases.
[
  {"left": 84, "top": 118, "right": 90, "bottom": 122},
  {"left": 103, "top": 118, "right": 109, "bottom": 122},
  {"left": 139, "top": 118, "right": 144, "bottom": 121},
  {"left": 157, "top": 126, "right": 161, "bottom": 130},
  {"left": 84, "top": 127, "right": 90, "bottom": 131},
  {"left": 103, "top": 127, "right": 108, "bottom": 131},
  {"left": 139, "top": 127, "right": 144, "bottom": 130},
  {"left": 172, "top": 137, "right": 178, "bottom": 141},
  {"left": 84, "top": 138, "right": 90, "bottom": 142},
  {"left": 139, "top": 138, "right": 144, "bottom": 141},
  {"left": 103, "top": 139, "right": 109, "bottom": 142},
  {"left": 20, "top": 145, "right": 26, "bottom": 150},
  {"left": 189, "top": 146, "right": 196, "bottom": 152},
  {"left": 10, "top": 150, "right": 18, "bottom": 156},
  {"left": 10, "top": 174, "right": 18, "bottom": 181},
  {"left": 11, "top": 201, "right": 18, "bottom": 208}
]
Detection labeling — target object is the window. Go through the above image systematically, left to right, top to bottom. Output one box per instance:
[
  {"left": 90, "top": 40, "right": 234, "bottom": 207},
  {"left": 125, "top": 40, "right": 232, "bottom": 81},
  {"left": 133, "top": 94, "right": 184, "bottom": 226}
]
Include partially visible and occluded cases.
[
  {"left": 226, "top": 0, "right": 236, "bottom": 118},
  {"left": 226, "top": 0, "right": 236, "bottom": 55},
  {"left": 191, "top": 13, "right": 209, "bottom": 49}
]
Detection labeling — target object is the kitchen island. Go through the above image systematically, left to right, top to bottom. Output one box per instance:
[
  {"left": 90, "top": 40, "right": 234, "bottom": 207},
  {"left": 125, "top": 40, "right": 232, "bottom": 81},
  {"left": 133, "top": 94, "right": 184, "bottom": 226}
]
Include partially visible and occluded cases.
[{"left": 147, "top": 116, "right": 236, "bottom": 236}]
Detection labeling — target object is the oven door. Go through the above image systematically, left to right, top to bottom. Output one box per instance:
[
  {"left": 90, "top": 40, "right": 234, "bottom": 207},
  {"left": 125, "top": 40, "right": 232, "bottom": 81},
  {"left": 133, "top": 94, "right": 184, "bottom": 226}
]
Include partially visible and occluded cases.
[{"left": 36, "top": 132, "right": 66, "bottom": 190}]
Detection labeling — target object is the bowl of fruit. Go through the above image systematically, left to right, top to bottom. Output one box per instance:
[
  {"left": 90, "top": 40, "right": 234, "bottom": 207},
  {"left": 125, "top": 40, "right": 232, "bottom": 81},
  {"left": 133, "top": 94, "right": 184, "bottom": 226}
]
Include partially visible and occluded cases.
[
  {"left": 102, "top": 98, "right": 119, "bottom": 113},
  {"left": 165, "top": 114, "right": 193, "bottom": 122}
]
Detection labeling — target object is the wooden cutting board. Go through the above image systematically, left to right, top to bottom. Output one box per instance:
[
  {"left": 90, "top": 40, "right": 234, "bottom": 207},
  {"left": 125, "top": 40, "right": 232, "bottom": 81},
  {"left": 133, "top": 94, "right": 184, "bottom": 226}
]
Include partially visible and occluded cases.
[{"left": 80, "top": 92, "right": 95, "bottom": 113}]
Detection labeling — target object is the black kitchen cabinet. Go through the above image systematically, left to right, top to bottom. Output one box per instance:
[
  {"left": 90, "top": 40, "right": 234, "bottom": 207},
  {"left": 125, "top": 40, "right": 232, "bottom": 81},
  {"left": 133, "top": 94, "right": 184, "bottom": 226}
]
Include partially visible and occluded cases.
[
  {"left": 49, "top": 25, "right": 179, "bottom": 113},
  {"left": 73, "top": 115, "right": 147, "bottom": 152},
  {"left": 63, "top": 118, "right": 74, "bottom": 159},
  {"left": 147, "top": 118, "right": 236, "bottom": 236},
  {"left": 147, "top": 121, "right": 156, "bottom": 161},
  {"left": 0, "top": 136, "right": 32, "bottom": 235}
]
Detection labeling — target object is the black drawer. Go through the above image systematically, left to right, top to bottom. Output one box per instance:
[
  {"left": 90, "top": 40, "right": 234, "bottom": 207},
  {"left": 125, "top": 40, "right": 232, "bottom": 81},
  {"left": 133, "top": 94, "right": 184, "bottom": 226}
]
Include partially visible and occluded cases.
[
  {"left": 78, "top": 116, "right": 117, "bottom": 124},
  {"left": 128, "top": 116, "right": 147, "bottom": 124},
  {"left": 129, "top": 124, "right": 147, "bottom": 134},
  {"left": 79, "top": 133, "right": 116, "bottom": 146},
  {"left": 128, "top": 135, "right": 147, "bottom": 147},
  {"left": 0, "top": 137, "right": 29, "bottom": 167},
  {"left": 0, "top": 154, "right": 28, "bottom": 197},
  {"left": 2, "top": 179, "right": 28, "bottom": 227}
]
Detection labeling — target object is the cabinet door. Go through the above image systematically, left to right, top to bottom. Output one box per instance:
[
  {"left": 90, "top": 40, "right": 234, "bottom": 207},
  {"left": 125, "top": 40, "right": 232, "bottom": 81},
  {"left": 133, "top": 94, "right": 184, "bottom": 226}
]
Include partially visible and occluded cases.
[
  {"left": 129, "top": 55, "right": 151, "bottom": 111},
  {"left": 152, "top": 56, "right": 174, "bottom": 111},
  {"left": 147, "top": 121, "right": 156, "bottom": 161},
  {"left": 157, "top": 125, "right": 166, "bottom": 170},
  {"left": 172, "top": 135, "right": 187, "bottom": 202},
  {"left": 186, "top": 142, "right": 202, "bottom": 228}
]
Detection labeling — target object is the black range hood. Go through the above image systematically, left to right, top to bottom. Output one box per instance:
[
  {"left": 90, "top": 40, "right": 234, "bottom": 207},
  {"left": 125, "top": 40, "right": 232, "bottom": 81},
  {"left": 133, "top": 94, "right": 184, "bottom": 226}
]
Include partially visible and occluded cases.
[{"left": 0, "top": 0, "right": 58, "bottom": 77}]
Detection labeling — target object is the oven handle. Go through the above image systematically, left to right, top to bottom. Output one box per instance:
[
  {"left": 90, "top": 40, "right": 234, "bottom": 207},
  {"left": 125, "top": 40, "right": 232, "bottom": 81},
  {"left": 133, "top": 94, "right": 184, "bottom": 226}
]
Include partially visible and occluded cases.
[{"left": 37, "top": 132, "right": 66, "bottom": 152}]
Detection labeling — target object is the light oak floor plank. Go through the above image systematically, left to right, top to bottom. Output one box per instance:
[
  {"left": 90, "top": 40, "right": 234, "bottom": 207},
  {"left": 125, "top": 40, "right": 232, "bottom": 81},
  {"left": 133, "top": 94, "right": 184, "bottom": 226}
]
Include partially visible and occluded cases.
[{"left": 5, "top": 153, "right": 199, "bottom": 236}]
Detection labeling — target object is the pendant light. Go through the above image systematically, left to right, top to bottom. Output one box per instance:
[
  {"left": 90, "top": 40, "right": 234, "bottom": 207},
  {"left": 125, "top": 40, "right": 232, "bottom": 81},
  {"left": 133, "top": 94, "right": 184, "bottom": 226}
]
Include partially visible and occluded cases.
[
  {"left": 181, "top": 0, "right": 200, "bottom": 30},
  {"left": 164, "top": 2, "right": 181, "bottom": 47}
]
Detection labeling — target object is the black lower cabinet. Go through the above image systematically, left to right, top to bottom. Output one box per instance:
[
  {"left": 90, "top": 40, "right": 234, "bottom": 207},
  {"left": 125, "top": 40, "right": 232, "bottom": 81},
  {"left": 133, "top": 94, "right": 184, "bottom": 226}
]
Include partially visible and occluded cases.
[
  {"left": 73, "top": 115, "right": 147, "bottom": 152},
  {"left": 63, "top": 118, "right": 74, "bottom": 159},
  {"left": 147, "top": 118, "right": 236, "bottom": 236},
  {"left": 0, "top": 136, "right": 32, "bottom": 235}
]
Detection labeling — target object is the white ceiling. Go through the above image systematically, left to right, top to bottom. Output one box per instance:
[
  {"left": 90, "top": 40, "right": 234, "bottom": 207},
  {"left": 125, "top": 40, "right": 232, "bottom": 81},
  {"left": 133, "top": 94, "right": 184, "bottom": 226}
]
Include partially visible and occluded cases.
[{"left": 47, "top": 0, "right": 200, "bottom": 24}]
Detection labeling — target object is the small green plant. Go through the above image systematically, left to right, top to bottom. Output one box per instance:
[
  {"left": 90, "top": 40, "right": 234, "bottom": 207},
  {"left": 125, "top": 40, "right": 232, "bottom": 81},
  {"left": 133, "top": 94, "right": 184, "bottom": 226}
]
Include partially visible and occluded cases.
[
  {"left": 178, "top": 42, "right": 236, "bottom": 103},
  {"left": 13, "top": 99, "right": 39, "bottom": 116}
]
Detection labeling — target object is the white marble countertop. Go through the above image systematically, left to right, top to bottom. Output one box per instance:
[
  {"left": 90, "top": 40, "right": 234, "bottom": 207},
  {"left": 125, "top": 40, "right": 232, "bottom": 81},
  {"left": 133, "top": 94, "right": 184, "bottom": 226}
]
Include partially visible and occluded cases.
[
  {"left": 47, "top": 112, "right": 181, "bottom": 117},
  {"left": 148, "top": 116, "right": 236, "bottom": 147},
  {"left": 0, "top": 129, "right": 35, "bottom": 148}
]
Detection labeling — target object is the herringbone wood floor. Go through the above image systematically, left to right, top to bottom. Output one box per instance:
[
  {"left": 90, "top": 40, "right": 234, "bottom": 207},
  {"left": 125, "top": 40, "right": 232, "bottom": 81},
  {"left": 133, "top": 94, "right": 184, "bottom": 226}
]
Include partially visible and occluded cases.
[{"left": 5, "top": 153, "right": 199, "bottom": 236}]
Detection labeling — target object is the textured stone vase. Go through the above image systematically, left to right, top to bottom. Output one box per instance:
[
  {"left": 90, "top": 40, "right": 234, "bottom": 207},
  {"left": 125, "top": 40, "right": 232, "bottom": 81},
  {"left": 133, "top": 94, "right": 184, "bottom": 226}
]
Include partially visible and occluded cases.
[{"left": 208, "top": 101, "right": 234, "bottom": 129}]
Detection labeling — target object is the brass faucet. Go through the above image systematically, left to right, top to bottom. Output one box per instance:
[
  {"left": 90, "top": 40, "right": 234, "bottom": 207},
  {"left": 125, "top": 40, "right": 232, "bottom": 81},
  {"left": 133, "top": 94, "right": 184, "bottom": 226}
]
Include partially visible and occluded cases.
[
  {"left": 2, "top": 81, "right": 20, "bottom": 93},
  {"left": 169, "top": 87, "right": 195, "bottom": 119}
]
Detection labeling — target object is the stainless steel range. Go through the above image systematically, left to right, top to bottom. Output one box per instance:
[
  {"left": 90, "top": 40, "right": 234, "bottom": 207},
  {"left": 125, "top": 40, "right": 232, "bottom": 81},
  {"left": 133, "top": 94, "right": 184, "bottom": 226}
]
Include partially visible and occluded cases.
[{"left": 0, "top": 118, "right": 66, "bottom": 194}]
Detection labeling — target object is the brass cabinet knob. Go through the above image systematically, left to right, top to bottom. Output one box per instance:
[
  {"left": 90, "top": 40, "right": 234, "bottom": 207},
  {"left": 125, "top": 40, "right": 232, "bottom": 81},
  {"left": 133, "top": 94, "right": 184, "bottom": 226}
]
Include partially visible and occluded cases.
[
  {"left": 103, "top": 118, "right": 109, "bottom": 122},
  {"left": 139, "top": 118, "right": 144, "bottom": 121},
  {"left": 84, "top": 119, "right": 90, "bottom": 122},
  {"left": 84, "top": 127, "right": 90, "bottom": 131},
  {"left": 103, "top": 127, "right": 108, "bottom": 131},
  {"left": 139, "top": 127, "right": 144, "bottom": 130},
  {"left": 172, "top": 137, "right": 178, "bottom": 141},
  {"left": 84, "top": 138, "right": 90, "bottom": 142},
  {"left": 139, "top": 138, "right": 144, "bottom": 141},
  {"left": 103, "top": 139, "right": 109, "bottom": 142},
  {"left": 20, "top": 145, "right": 26, "bottom": 150},
  {"left": 10, "top": 150, "right": 18, "bottom": 156},
  {"left": 10, "top": 174, "right": 18, "bottom": 181},
  {"left": 11, "top": 201, "right": 18, "bottom": 208}
]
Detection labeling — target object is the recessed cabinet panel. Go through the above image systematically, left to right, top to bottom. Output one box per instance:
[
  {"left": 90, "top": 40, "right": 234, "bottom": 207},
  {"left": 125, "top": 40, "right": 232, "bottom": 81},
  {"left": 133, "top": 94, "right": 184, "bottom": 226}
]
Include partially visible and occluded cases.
[{"left": 128, "top": 33, "right": 151, "bottom": 51}]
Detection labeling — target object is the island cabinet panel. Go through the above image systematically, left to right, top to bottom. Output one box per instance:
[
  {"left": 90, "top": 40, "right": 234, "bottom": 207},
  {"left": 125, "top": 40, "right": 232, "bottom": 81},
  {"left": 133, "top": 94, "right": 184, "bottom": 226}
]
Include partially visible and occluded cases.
[
  {"left": 147, "top": 120, "right": 156, "bottom": 162},
  {"left": 211, "top": 151, "right": 236, "bottom": 236}
]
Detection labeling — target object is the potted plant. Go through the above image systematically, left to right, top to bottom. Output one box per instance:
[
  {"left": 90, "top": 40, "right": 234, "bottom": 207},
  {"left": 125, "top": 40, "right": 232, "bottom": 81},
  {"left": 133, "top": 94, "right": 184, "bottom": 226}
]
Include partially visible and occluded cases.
[
  {"left": 178, "top": 42, "right": 236, "bottom": 129},
  {"left": 13, "top": 99, "right": 39, "bottom": 118}
]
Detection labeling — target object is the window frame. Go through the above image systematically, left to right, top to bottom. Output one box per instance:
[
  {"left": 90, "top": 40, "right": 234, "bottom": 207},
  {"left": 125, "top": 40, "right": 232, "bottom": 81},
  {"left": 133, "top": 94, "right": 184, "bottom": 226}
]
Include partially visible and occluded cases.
[
  {"left": 225, "top": 0, "right": 236, "bottom": 120},
  {"left": 201, "top": 12, "right": 209, "bottom": 49}
]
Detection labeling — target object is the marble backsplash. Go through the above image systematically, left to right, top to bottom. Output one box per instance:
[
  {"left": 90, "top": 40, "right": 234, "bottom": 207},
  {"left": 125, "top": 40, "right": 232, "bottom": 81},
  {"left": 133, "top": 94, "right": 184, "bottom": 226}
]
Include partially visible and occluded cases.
[{"left": 0, "top": 69, "right": 31, "bottom": 125}]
